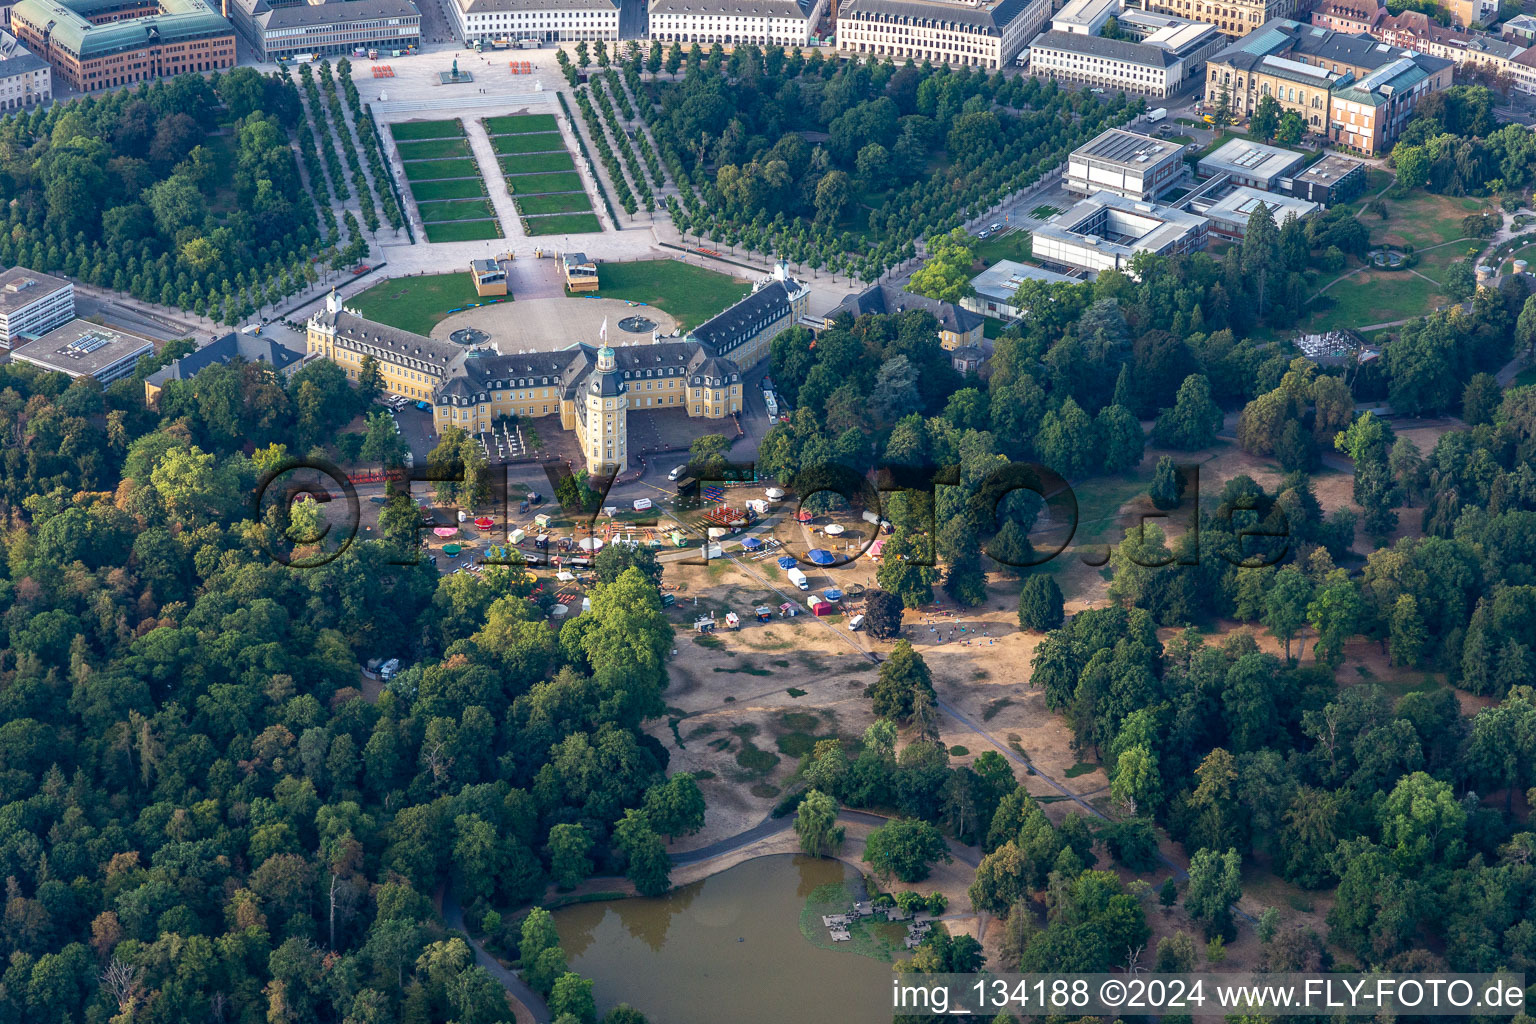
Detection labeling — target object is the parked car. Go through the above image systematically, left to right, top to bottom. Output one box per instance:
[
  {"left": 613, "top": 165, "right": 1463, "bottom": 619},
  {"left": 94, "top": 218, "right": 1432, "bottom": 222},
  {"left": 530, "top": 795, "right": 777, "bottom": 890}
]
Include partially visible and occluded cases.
[{"left": 668, "top": 465, "right": 684, "bottom": 481}]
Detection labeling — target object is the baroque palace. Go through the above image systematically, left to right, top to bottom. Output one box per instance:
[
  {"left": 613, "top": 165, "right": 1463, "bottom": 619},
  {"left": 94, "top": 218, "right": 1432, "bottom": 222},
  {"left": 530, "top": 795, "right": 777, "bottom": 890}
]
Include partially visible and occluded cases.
[{"left": 306, "top": 265, "right": 809, "bottom": 473}]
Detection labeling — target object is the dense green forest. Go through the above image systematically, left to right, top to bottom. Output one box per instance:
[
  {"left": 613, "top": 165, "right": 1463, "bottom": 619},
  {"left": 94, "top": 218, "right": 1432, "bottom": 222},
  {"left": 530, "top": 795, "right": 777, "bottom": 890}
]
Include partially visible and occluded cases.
[
  {"left": 630, "top": 44, "right": 1142, "bottom": 282},
  {"left": 0, "top": 67, "right": 358, "bottom": 327},
  {"left": 0, "top": 341, "right": 691, "bottom": 1022}
]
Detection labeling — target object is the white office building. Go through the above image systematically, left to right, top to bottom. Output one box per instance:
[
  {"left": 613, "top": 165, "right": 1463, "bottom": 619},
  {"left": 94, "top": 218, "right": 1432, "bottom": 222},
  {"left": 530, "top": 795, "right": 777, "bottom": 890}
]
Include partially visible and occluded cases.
[
  {"left": 448, "top": 0, "right": 618, "bottom": 44},
  {"left": 648, "top": 0, "right": 823, "bottom": 44},
  {"left": 838, "top": 0, "right": 1051, "bottom": 70},
  {"left": 1051, "top": 0, "right": 1117, "bottom": 34},
  {"left": 1031, "top": 28, "right": 1196, "bottom": 96},
  {"left": 0, "top": 30, "right": 48, "bottom": 110},
  {"left": 1066, "top": 127, "right": 1186, "bottom": 200},
  {"left": 1196, "top": 136, "right": 1304, "bottom": 190},
  {"left": 1200, "top": 185, "right": 1317, "bottom": 239},
  {"left": 1032, "top": 191, "right": 1208, "bottom": 275},
  {"left": 964, "top": 259, "right": 1078, "bottom": 319},
  {"left": 0, "top": 266, "right": 73, "bottom": 346},
  {"left": 11, "top": 319, "right": 155, "bottom": 383}
]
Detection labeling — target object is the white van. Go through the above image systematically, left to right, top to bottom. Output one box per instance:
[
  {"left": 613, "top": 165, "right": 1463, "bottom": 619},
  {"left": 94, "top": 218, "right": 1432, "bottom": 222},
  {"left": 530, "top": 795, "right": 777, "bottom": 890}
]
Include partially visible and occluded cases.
[{"left": 787, "top": 567, "right": 809, "bottom": 590}]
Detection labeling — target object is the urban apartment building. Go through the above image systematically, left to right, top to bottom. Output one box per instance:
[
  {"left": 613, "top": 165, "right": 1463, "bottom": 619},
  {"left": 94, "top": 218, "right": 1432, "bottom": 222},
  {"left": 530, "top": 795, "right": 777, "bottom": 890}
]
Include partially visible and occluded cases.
[
  {"left": 10, "top": 0, "right": 233, "bottom": 91},
  {"left": 229, "top": 0, "right": 420, "bottom": 59},
  {"left": 446, "top": 0, "right": 617, "bottom": 44},
  {"left": 647, "top": 0, "right": 824, "bottom": 46},
  {"left": 837, "top": 0, "right": 1050, "bottom": 70},
  {"left": 1140, "top": 0, "right": 1300, "bottom": 38},
  {"left": 1309, "top": 0, "right": 1381, "bottom": 34},
  {"left": 1377, "top": 11, "right": 1536, "bottom": 97},
  {"left": 1204, "top": 18, "right": 1451, "bottom": 146},
  {"left": 0, "top": 30, "right": 48, "bottom": 108},
  {"left": 1328, "top": 53, "right": 1454, "bottom": 154},
  {"left": 1066, "top": 127, "right": 1186, "bottom": 201},
  {"left": 0, "top": 267, "right": 73, "bottom": 346}
]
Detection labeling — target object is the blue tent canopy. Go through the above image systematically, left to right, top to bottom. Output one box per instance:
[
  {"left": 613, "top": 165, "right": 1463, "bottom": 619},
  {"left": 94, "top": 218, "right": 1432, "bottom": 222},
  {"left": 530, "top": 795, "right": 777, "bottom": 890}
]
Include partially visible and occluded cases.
[
  {"left": 742, "top": 537, "right": 764, "bottom": 551},
  {"left": 807, "top": 549, "right": 836, "bottom": 566},
  {"left": 776, "top": 555, "right": 797, "bottom": 569},
  {"left": 823, "top": 589, "right": 844, "bottom": 601}
]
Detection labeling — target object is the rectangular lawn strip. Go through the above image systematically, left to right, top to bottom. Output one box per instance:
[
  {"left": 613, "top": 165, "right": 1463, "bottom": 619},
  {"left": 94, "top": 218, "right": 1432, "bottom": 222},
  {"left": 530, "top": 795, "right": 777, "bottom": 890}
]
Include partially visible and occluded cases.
[
  {"left": 484, "top": 113, "right": 559, "bottom": 134},
  {"left": 389, "top": 119, "right": 465, "bottom": 141},
  {"left": 490, "top": 131, "right": 567, "bottom": 155},
  {"left": 395, "top": 138, "right": 472, "bottom": 160},
  {"left": 498, "top": 151, "right": 576, "bottom": 174},
  {"left": 403, "top": 158, "right": 482, "bottom": 182},
  {"left": 504, "top": 170, "right": 585, "bottom": 195},
  {"left": 407, "top": 178, "right": 486, "bottom": 201},
  {"left": 1374, "top": 191, "right": 1490, "bottom": 250},
  {"left": 515, "top": 192, "right": 593, "bottom": 215},
  {"left": 417, "top": 199, "right": 496, "bottom": 222},
  {"left": 522, "top": 213, "right": 603, "bottom": 235},
  {"left": 423, "top": 219, "right": 502, "bottom": 243},
  {"left": 591, "top": 259, "right": 751, "bottom": 331},
  {"left": 351, "top": 272, "right": 497, "bottom": 335}
]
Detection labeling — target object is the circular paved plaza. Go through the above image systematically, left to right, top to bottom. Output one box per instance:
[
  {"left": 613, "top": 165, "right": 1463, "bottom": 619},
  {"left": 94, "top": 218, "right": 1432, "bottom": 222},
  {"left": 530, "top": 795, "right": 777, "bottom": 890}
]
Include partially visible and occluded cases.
[{"left": 431, "top": 296, "right": 680, "bottom": 354}]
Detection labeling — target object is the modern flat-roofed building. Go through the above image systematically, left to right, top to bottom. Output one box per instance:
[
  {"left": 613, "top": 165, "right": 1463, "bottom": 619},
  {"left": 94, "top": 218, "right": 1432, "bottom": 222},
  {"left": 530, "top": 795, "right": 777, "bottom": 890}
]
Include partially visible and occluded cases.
[
  {"left": 10, "top": 0, "right": 234, "bottom": 92},
  {"left": 229, "top": 0, "right": 420, "bottom": 60},
  {"left": 447, "top": 0, "right": 617, "bottom": 44},
  {"left": 648, "top": 0, "right": 824, "bottom": 46},
  {"left": 837, "top": 0, "right": 1051, "bottom": 70},
  {"left": 1051, "top": 0, "right": 1116, "bottom": 35},
  {"left": 1141, "top": 0, "right": 1299, "bottom": 38},
  {"left": 0, "top": 30, "right": 49, "bottom": 109},
  {"left": 1066, "top": 128, "right": 1186, "bottom": 201},
  {"left": 1197, "top": 137, "right": 1305, "bottom": 190},
  {"left": 1279, "top": 152, "right": 1364, "bottom": 204},
  {"left": 1201, "top": 185, "right": 1317, "bottom": 238},
  {"left": 1032, "top": 192, "right": 1208, "bottom": 275},
  {"left": 964, "top": 259, "right": 1077, "bottom": 320},
  {"left": 0, "top": 266, "right": 73, "bottom": 346},
  {"left": 11, "top": 319, "right": 155, "bottom": 383},
  {"left": 144, "top": 331, "right": 303, "bottom": 406}
]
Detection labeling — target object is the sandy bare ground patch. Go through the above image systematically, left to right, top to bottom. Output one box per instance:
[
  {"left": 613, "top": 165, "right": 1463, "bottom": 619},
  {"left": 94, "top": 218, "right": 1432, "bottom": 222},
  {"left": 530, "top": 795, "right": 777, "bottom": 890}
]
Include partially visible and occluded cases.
[{"left": 432, "top": 295, "right": 679, "bottom": 353}]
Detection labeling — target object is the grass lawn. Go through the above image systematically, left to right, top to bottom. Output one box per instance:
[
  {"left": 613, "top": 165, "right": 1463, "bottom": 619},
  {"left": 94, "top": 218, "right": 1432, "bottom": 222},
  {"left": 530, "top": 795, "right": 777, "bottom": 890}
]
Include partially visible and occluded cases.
[
  {"left": 485, "top": 113, "right": 560, "bottom": 134},
  {"left": 390, "top": 119, "right": 464, "bottom": 141},
  {"left": 490, "top": 131, "right": 566, "bottom": 155},
  {"left": 395, "top": 138, "right": 471, "bottom": 160},
  {"left": 499, "top": 151, "right": 576, "bottom": 174},
  {"left": 403, "top": 158, "right": 481, "bottom": 182},
  {"left": 505, "top": 171, "right": 585, "bottom": 194},
  {"left": 408, "top": 178, "right": 486, "bottom": 201},
  {"left": 1373, "top": 190, "right": 1489, "bottom": 250},
  {"left": 515, "top": 192, "right": 593, "bottom": 215},
  {"left": 417, "top": 199, "right": 496, "bottom": 222},
  {"left": 523, "top": 212, "right": 604, "bottom": 235},
  {"left": 975, "top": 230, "right": 1033, "bottom": 266},
  {"left": 1414, "top": 241, "right": 1480, "bottom": 286},
  {"left": 1501, "top": 242, "right": 1536, "bottom": 273},
  {"left": 592, "top": 259, "right": 751, "bottom": 331},
  {"left": 1305, "top": 270, "right": 1445, "bottom": 332},
  {"left": 351, "top": 272, "right": 497, "bottom": 335},
  {"left": 982, "top": 317, "right": 1014, "bottom": 340},
  {"left": 1514, "top": 364, "right": 1536, "bottom": 387}
]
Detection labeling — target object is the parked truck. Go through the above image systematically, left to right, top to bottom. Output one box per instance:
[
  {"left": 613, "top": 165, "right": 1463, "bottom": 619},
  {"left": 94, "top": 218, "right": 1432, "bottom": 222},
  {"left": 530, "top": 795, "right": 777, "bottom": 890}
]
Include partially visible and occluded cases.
[
  {"left": 1147, "top": 107, "right": 1168, "bottom": 123},
  {"left": 787, "top": 567, "right": 809, "bottom": 590}
]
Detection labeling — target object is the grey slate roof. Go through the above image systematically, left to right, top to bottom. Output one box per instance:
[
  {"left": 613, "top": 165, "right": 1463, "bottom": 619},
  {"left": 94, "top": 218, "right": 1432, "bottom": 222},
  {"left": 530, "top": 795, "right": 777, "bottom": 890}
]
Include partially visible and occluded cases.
[
  {"left": 238, "top": 0, "right": 420, "bottom": 31},
  {"left": 455, "top": 0, "right": 616, "bottom": 15},
  {"left": 649, "top": 0, "right": 813, "bottom": 16},
  {"left": 840, "top": 0, "right": 1039, "bottom": 33},
  {"left": 1031, "top": 29, "right": 1180, "bottom": 66},
  {"left": 0, "top": 48, "right": 49, "bottom": 78},
  {"left": 689, "top": 279, "right": 798, "bottom": 357},
  {"left": 829, "top": 283, "right": 985, "bottom": 335},
  {"left": 325, "top": 308, "right": 461, "bottom": 371},
  {"left": 145, "top": 332, "right": 302, "bottom": 389}
]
